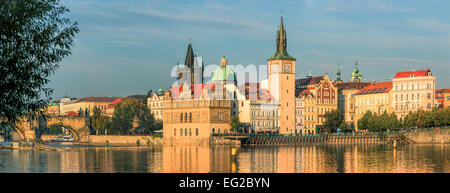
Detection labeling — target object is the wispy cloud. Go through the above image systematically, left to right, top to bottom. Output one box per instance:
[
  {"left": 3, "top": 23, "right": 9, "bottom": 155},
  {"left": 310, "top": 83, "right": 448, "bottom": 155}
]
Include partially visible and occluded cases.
[{"left": 325, "top": 0, "right": 414, "bottom": 13}]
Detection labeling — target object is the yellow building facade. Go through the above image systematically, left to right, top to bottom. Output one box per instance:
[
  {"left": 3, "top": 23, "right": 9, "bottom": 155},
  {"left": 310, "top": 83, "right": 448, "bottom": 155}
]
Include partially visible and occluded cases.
[
  {"left": 335, "top": 82, "right": 370, "bottom": 130},
  {"left": 354, "top": 82, "right": 393, "bottom": 131}
]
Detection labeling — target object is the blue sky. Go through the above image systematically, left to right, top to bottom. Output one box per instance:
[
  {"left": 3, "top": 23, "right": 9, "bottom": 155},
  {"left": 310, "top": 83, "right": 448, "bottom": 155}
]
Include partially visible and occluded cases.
[{"left": 49, "top": 0, "right": 450, "bottom": 98}]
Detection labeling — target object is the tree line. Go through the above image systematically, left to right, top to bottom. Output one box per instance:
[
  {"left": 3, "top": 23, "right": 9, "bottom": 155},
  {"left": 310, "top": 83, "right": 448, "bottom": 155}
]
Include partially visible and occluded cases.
[
  {"left": 91, "top": 98, "right": 162, "bottom": 135},
  {"left": 323, "top": 107, "right": 450, "bottom": 133},
  {"left": 357, "top": 107, "right": 450, "bottom": 131}
]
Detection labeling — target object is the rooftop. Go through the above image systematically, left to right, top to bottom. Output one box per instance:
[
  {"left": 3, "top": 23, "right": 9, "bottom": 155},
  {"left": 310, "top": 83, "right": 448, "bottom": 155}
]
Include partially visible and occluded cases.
[
  {"left": 394, "top": 69, "right": 431, "bottom": 79},
  {"left": 355, "top": 82, "right": 393, "bottom": 95},
  {"left": 77, "top": 96, "right": 121, "bottom": 103}
]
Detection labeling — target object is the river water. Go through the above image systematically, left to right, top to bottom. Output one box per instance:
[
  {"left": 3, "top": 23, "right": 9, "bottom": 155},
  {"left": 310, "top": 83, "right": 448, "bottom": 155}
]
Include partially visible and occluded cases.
[{"left": 0, "top": 143, "right": 448, "bottom": 173}]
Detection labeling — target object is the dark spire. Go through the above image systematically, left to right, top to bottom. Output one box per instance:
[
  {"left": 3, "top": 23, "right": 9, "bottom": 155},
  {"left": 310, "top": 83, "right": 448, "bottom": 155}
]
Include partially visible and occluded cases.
[
  {"left": 270, "top": 15, "right": 295, "bottom": 60},
  {"left": 184, "top": 43, "right": 195, "bottom": 68},
  {"left": 336, "top": 58, "right": 342, "bottom": 82}
]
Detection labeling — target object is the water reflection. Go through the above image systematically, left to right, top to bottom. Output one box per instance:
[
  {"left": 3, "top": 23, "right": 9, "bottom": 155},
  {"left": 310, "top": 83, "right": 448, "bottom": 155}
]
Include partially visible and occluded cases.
[{"left": 0, "top": 144, "right": 448, "bottom": 173}]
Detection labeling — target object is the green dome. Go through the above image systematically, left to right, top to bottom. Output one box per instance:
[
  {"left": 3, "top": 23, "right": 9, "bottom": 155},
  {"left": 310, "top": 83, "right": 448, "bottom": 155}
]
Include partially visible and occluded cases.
[
  {"left": 211, "top": 65, "right": 236, "bottom": 82},
  {"left": 352, "top": 69, "right": 361, "bottom": 77},
  {"left": 157, "top": 87, "right": 164, "bottom": 95}
]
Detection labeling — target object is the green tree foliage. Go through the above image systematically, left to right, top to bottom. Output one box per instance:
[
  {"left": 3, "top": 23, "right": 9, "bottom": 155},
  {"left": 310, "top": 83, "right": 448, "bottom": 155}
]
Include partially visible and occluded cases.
[
  {"left": 0, "top": 0, "right": 79, "bottom": 123},
  {"left": 109, "top": 97, "right": 159, "bottom": 135},
  {"left": 91, "top": 106, "right": 110, "bottom": 135},
  {"left": 357, "top": 107, "right": 450, "bottom": 131},
  {"left": 323, "top": 109, "right": 344, "bottom": 133},
  {"left": 358, "top": 111, "right": 400, "bottom": 131},
  {"left": 229, "top": 115, "right": 241, "bottom": 133}
]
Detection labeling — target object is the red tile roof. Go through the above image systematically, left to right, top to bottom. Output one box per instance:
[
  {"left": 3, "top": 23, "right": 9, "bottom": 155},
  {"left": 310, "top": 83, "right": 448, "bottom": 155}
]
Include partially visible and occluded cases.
[
  {"left": 394, "top": 69, "right": 430, "bottom": 78},
  {"left": 355, "top": 82, "right": 392, "bottom": 95},
  {"left": 77, "top": 97, "right": 120, "bottom": 103},
  {"left": 107, "top": 98, "right": 123, "bottom": 109}
]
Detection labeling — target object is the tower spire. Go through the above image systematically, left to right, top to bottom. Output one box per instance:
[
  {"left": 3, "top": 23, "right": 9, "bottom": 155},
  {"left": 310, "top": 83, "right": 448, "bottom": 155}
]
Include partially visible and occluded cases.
[
  {"left": 269, "top": 14, "right": 295, "bottom": 60},
  {"left": 336, "top": 57, "right": 342, "bottom": 82},
  {"left": 307, "top": 64, "right": 312, "bottom": 78}
]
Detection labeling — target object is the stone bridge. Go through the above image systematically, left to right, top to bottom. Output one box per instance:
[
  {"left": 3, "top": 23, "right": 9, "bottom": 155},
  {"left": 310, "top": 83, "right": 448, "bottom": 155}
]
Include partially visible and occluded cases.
[{"left": 15, "top": 116, "right": 91, "bottom": 143}]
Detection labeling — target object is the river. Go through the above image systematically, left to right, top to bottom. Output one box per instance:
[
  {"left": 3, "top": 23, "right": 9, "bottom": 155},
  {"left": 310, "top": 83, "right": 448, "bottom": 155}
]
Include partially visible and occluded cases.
[{"left": 0, "top": 143, "right": 448, "bottom": 173}]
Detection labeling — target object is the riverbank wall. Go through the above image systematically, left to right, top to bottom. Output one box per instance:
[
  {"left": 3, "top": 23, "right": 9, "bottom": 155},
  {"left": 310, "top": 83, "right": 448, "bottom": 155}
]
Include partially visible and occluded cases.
[
  {"left": 241, "top": 129, "right": 448, "bottom": 146},
  {"left": 403, "top": 129, "right": 450, "bottom": 144},
  {"left": 42, "top": 135, "right": 238, "bottom": 146}
]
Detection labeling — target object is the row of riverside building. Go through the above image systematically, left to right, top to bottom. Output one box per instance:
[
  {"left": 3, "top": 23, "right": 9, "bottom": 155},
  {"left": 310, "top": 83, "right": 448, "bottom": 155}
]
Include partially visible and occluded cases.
[
  {"left": 46, "top": 15, "right": 449, "bottom": 142},
  {"left": 145, "top": 15, "right": 449, "bottom": 141}
]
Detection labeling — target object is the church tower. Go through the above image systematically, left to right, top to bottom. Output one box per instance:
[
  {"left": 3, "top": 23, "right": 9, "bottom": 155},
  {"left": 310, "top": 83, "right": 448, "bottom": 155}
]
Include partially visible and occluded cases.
[
  {"left": 268, "top": 15, "right": 296, "bottom": 134},
  {"left": 351, "top": 56, "right": 362, "bottom": 82},
  {"left": 336, "top": 58, "right": 342, "bottom": 82}
]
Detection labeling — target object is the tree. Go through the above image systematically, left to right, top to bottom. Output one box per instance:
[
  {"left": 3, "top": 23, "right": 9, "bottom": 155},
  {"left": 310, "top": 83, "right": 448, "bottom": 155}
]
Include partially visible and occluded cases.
[
  {"left": 0, "top": 0, "right": 79, "bottom": 123},
  {"left": 110, "top": 97, "right": 158, "bottom": 135},
  {"left": 91, "top": 106, "right": 110, "bottom": 135},
  {"left": 323, "top": 109, "right": 344, "bottom": 133},
  {"left": 357, "top": 111, "right": 373, "bottom": 131},
  {"left": 229, "top": 115, "right": 241, "bottom": 133}
]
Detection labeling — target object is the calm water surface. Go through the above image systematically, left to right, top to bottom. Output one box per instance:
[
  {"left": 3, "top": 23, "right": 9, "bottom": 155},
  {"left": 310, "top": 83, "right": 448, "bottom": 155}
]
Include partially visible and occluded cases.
[{"left": 0, "top": 143, "right": 448, "bottom": 173}]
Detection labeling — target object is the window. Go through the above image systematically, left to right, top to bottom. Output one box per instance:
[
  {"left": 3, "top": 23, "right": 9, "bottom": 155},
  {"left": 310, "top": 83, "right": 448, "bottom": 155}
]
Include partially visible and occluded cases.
[
  {"left": 427, "top": 93, "right": 431, "bottom": 99},
  {"left": 427, "top": 103, "right": 431, "bottom": 109},
  {"left": 174, "top": 128, "right": 176, "bottom": 136},
  {"left": 180, "top": 128, "right": 183, "bottom": 136},
  {"left": 185, "top": 128, "right": 187, "bottom": 136},
  {"left": 189, "top": 128, "right": 192, "bottom": 136},
  {"left": 196, "top": 128, "right": 198, "bottom": 136}
]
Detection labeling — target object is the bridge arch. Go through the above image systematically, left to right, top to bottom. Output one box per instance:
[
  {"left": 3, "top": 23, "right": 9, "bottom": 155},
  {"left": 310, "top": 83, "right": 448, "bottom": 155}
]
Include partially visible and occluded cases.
[{"left": 15, "top": 115, "right": 91, "bottom": 143}]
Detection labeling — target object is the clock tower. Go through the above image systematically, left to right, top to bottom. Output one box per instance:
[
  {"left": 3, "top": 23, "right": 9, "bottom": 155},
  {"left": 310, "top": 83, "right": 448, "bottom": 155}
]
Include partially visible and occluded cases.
[{"left": 268, "top": 15, "right": 296, "bottom": 134}]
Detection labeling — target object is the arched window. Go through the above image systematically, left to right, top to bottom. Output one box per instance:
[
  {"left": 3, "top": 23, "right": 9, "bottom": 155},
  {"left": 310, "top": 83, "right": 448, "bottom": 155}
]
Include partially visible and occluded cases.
[
  {"left": 174, "top": 128, "right": 176, "bottom": 136},
  {"left": 180, "top": 128, "right": 183, "bottom": 136},
  {"left": 185, "top": 128, "right": 187, "bottom": 136},
  {"left": 189, "top": 128, "right": 192, "bottom": 136},
  {"left": 196, "top": 128, "right": 199, "bottom": 136},
  {"left": 212, "top": 128, "right": 215, "bottom": 135}
]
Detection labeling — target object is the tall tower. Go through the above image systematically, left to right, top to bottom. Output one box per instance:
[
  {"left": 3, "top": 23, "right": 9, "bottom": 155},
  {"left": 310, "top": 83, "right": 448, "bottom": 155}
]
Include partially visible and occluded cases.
[{"left": 268, "top": 15, "right": 296, "bottom": 134}]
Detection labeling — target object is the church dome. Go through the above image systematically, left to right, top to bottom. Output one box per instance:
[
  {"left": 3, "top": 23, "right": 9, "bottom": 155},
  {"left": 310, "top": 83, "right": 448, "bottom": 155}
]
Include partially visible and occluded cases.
[
  {"left": 211, "top": 65, "right": 236, "bottom": 83},
  {"left": 352, "top": 68, "right": 360, "bottom": 77}
]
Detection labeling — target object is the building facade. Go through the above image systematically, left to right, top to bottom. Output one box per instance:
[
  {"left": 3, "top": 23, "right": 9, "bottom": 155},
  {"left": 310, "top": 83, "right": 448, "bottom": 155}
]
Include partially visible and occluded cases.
[
  {"left": 392, "top": 69, "right": 435, "bottom": 118},
  {"left": 295, "top": 74, "right": 338, "bottom": 134},
  {"left": 335, "top": 82, "right": 370, "bottom": 130},
  {"left": 354, "top": 82, "right": 393, "bottom": 131},
  {"left": 148, "top": 88, "right": 165, "bottom": 120},
  {"left": 435, "top": 88, "right": 450, "bottom": 108}
]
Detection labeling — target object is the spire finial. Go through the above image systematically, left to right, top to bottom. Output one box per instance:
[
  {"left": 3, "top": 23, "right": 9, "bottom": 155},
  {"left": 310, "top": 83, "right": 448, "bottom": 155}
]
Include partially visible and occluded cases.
[{"left": 307, "top": 64, "right": 312, "bottom": 77}]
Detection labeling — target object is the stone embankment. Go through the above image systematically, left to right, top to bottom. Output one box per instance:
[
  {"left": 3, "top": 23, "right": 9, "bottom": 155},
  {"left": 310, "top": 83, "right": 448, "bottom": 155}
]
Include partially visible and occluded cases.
[
  {"left": 404, "top": 129, "right": 449, "bottom": 144},
  {"left": 41, "top": 135, "right": 238, "bottom": 146}
]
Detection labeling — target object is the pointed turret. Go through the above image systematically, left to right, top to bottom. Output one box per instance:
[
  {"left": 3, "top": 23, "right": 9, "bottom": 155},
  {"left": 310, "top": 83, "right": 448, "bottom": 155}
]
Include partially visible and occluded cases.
[
  {"left": 269, "top": 15, "right": 295, "bottom": 60},
  {"left": 184, "top": 43, "right": 195, "bottom": 69},
  {"left": 351, "top": 56, "right": 362, "bottom": 82},
  {"left": 336, "top": 58, "right": 342, "bottom": 82},
  {"left": 307, "top": 65, "right": 312, "bottom": 78}
]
